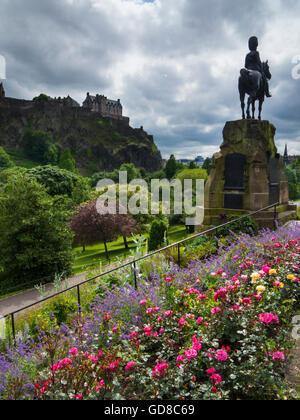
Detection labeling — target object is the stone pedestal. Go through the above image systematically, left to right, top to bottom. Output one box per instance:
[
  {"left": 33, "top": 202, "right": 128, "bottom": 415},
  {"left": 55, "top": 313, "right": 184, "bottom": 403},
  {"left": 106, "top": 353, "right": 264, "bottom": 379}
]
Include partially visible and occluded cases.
[{"left": 201, "top": 120, "right": 296, "bottom": 229}]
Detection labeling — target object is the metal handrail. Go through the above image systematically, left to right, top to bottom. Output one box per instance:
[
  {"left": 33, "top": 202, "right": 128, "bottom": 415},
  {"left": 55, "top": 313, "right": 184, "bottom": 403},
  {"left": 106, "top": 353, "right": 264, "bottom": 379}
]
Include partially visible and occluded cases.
[{"left": 2, "top": 202, "right": 279, "bottom": 342}]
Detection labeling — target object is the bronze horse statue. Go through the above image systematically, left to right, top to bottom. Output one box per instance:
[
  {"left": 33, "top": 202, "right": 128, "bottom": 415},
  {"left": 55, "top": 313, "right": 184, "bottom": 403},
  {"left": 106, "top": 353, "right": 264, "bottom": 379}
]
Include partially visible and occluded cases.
[{"left": 239, "top": 61, "right": 272, "bottom": 120}]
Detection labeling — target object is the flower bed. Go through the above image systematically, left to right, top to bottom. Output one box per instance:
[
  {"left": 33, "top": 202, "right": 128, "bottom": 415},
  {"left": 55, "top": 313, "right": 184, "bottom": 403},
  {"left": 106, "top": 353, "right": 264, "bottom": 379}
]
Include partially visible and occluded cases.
[{"left": 0, "top": 223, "right": 300, "bottom": 400}]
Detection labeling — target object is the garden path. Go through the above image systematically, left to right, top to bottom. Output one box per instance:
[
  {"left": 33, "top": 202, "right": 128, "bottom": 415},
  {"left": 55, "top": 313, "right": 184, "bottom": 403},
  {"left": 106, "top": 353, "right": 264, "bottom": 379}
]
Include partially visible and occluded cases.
[{"left": 0, "top": 272, "right": 87, "bottom": 318}]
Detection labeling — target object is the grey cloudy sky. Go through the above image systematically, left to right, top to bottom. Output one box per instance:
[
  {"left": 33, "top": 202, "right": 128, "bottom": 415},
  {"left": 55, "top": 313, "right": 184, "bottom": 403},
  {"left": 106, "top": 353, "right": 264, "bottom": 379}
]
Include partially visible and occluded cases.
[{"left": 0, "top": 0, "right": 300, "bottom": 159}]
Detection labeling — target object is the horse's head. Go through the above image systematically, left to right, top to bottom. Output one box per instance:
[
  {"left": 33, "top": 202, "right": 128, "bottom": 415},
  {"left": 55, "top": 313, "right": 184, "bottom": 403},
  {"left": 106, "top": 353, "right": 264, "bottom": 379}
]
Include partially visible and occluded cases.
[{"left": 263, "top": 61, "right": 272, "bottom": 80}]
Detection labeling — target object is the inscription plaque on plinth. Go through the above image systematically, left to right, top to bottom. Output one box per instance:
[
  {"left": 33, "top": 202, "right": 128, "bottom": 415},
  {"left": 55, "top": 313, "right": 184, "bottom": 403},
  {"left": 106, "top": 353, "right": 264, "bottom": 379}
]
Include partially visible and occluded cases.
[
  {"left": 224, "top": 153, "right": 246, "bottom": 191},
  {"left": 269, "top": 157, "right": 280, "bottom": 205},
  {"left": 224, "top": 193, "right": 243, "bottom": 209}
]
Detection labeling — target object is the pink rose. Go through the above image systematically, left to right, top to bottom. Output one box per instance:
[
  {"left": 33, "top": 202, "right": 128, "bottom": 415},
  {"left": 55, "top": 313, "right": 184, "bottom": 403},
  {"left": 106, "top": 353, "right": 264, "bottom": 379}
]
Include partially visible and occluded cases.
[
  {"left": 69, "top": 347, "right": 78, "bottom": 356},
  {"left": 185, "top": 349, "right": 198, "bottom": 360},
  {"left": 217, "top": 349, "right": 228, "bottom": 362},
  {"left": 125, "top": 361, "right": 136, "bottom": 371}
]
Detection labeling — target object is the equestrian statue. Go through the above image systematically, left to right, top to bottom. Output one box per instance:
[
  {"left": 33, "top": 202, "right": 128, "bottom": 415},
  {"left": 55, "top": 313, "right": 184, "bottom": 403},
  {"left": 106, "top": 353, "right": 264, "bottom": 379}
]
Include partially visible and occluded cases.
[{"left": 239, "top": 36, "right": 272, "bottom": 120}]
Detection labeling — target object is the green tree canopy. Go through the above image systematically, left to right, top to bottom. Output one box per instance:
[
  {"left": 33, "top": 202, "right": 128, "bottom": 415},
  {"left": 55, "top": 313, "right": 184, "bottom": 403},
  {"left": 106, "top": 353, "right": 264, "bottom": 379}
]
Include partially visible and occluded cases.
[
  {"left": 21, "top": 128, "right": 56, "bottom": 164},
  {"left": 0, "top": 146, "right": 15, "bottom": 171},
  {"left": 59, "top": 148, "right": 77, "bottom": 173},
  {"left": 165, "top": 154, "right": 178, "bottom": 180},
  {"left": 202, "top": 157, "right": 212, "bottom": 175},
  {"left": 119, "top": 163, "right": 141, "bottom": 183},
  {"left": 27, "top": 165, "right": 91, "bottom": 203},
  {"left": 285, "top": 166, "right": 300, "bottom": 201},
  {"left": 176, "top": 168, "right": 208, "bottom": 183},
  {"left": 0, "top": 173, "right": 74, "bottom": 291},
  {"left": 148, "top": 219, "right": 167, "bottom": 251}
]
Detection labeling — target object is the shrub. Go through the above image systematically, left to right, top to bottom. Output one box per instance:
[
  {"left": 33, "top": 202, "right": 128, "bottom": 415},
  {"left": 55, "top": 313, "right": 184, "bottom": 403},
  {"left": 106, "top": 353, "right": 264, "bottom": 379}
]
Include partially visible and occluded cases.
[
  {"left": 216, "top": 215, "right": 257, "bottom": 237},
  {"left": 148, "top": 220, "right": 168, "bottom": 251}
]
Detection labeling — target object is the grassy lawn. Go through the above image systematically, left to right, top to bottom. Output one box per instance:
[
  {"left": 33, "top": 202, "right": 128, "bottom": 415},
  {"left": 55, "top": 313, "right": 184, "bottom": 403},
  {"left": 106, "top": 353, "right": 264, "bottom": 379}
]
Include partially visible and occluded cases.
[{"left": 72, "top": 225, "right": 191, "bottom": 275}]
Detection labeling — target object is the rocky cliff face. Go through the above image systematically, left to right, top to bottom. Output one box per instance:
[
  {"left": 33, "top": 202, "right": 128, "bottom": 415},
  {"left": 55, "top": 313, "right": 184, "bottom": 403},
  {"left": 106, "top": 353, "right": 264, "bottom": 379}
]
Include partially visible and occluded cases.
[{"left": 0, "top": 98, "right": 162, "bottom": 173}]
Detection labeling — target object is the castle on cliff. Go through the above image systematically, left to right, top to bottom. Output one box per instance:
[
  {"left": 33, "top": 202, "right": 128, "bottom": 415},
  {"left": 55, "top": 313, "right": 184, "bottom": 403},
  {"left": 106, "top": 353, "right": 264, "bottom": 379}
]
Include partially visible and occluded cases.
[{"left": 0, "top": 82, "right": 129, "bottom": 124}]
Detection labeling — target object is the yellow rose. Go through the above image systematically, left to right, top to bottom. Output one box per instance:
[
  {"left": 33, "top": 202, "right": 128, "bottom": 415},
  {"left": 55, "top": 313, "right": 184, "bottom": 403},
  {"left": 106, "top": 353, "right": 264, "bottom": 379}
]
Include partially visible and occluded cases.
[
  {"left": 269, "top": 269, "right": 277, "bottom": 275},
  {"left": 251, "top": 272, "right": 260, "bottom": 284},
  {"left": 287, "top": 274, "right": 295, "bottom": 281},
  {"left": 279, "top": 283, "right": 284, "bottom": 289},
  {"left": 256, "top": 285, "right": 266, "bottom": 293}
]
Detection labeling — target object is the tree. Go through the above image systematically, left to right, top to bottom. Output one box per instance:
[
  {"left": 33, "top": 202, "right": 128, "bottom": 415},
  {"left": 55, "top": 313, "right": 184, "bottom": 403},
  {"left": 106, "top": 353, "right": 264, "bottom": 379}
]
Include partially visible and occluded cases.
[
  {"left": 33, "top": 93, "right": 51, "bottom": 102},
  {"left": 21, "top": 128, "right": 53, "bottom": 163},
  {"left": 0, "top": 147, "right": 14, "bottom": 171},
  {"left": 59, "top": 148, "right": 77, "bottom": 173},
  {"left": 165, "top": 155, "right": 178, "bottom": 180},
  {"left": 202, "top": 157, "right": 212, "bottom": 175},
  {"left": 188, "top": 161, "right": 197, "bottom": 169},
  {"left": 119, "top": 163, "right": 141, "bottom": 183},
  {"left": 27, "top": 165, "right": 91, "bottom": 205},
  {"left": 285, "top": 166, "right": 300, "bottom": 200},
  {"left": 0, "top": 173, "right": 74, "bottom": 290},
  {"left": 70, "top": 200, "right": 118, "bottom": 258},
  {"left": 114, "top": 213, "right": 140, "bottom": 250},
  {"left": 148, "top": 219, "right": 167, "bottom": 251}
]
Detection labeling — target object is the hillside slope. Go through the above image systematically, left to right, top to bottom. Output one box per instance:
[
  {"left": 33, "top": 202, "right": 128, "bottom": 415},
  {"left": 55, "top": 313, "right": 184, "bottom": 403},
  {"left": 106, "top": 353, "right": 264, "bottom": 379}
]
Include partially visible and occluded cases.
[{"left": 0, "top": 98, "right": 162, "bottom": 174}]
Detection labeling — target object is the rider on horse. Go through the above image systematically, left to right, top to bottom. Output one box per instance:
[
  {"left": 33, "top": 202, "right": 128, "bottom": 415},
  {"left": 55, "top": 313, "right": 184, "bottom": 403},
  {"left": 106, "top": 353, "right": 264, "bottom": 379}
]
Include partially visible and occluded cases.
[{"left": 244, "top": 36, "right": 271, "bottom": 98}]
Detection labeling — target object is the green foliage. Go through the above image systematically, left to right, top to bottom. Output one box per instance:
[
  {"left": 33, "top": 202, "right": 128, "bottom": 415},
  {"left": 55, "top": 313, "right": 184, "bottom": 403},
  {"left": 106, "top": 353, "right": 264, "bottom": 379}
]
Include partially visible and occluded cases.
[
  {"left": 33, "top": 93, "right": 51, "bottom": 102},
  {"left": 21, "top": 128, "right": 59, "bottom": 165},
  {"left": 43, "top": 143, "right": 60, "bottom": 165},
  {"left": 0, "top": 146, "right": 15, "bottom": 171},
  {"left": 58, "top": 148, "right": 77, "bottom": 173},
  {"left": 165, "top": 154, "right": 177, "bottom": 180},
  {"left": 202, "top": 157, "right": 212, "bottom": 175},
  {"left": 188, "top": 161, "right": 197, "bottom": 169},
  {"left": 119, "top": 163, "right": 141, "bottom": 182},
  {"left": 286, "top": 164, "right": 300, "bottom": 201},
  {"left": 27, "top": 165, "right": 91, "bottom": 204},
  {"left": 176, "top": 168, "right": 208, "bottom": 183},
  {"left": 90, "top": 170, "right": 120, "bottom": 187},
  {"left": 0, "top": 173, "right": 74, "bottom": 292},
  {"left": 216, "top": 215, "right": 257, "bottom": 238},
  {"left": 148, "top": 219, "right": 168, "bottom": 251},
  {"left": 168, "top": 239, "right": 217, "bottom": 267}
]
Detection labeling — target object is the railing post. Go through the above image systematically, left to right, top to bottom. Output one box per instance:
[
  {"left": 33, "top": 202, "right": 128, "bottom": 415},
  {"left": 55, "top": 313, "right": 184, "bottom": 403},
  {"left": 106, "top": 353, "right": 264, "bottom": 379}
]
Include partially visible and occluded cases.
[
  {"left": 133, "top": 261, "right": 138, "bottom": 290},
  {"left": 77, "top": 285, "right": 81, "bottom": 314},
  {"left": 11, "top": 313, "right": 16, "bottom": 345}
]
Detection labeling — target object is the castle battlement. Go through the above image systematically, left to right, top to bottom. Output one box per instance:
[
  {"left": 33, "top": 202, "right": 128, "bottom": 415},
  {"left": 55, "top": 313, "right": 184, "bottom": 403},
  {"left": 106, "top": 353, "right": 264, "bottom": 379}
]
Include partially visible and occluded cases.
[{"left": 0, "top": 83, "right": 129, "bottom": 124}]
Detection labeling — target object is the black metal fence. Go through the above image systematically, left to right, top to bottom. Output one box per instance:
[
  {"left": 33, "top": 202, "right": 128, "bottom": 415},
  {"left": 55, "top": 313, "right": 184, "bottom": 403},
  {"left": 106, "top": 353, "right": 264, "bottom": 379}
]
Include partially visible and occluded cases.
[{"left": 1, "top": 202, "right": 279, "bottom": 342}]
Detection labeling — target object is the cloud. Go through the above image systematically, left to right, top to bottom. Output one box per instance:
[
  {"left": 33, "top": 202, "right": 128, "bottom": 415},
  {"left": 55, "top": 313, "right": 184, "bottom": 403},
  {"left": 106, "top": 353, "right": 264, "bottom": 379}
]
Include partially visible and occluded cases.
[{"left": 0, "top": 0, "right": 299, "bottom": 158}]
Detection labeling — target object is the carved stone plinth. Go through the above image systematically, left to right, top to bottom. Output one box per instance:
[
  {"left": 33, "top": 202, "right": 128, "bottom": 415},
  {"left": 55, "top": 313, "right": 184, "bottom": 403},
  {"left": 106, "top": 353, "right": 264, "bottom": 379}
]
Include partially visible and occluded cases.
[{"left": 200, "top": 120, "right": 296, "bottom": 230}]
